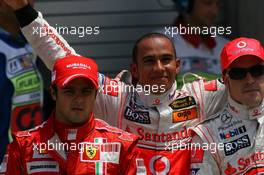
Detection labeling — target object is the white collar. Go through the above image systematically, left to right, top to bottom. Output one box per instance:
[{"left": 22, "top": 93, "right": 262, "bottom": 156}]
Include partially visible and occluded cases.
[
  {"left": 137, "top": 82, "right": 177, "bottom": 107},
  {"left": 227, "top": 93, "right": 264, "bottom": 120}
]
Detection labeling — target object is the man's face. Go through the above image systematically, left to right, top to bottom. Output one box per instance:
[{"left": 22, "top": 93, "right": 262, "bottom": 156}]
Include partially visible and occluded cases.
[
  {"left": 190, "top": 0, "right": 219, "bottom": 27},
  {"left": 0, "top": 1, "right": 19, "bottom": 33},
  {"left": 0, "top": 1, "right": 15, "bottom": 22},
  {"left": 132, "top": 37, "right": 180, "bottom": 94},
  {"left": 224, "top": 56, "right": 264, "bottom": 108},
  {"left": 52, "top": 77, "right": 97, "bottom": 125}
]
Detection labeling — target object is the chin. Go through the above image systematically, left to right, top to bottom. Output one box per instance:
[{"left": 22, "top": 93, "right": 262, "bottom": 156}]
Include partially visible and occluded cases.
[
  {"left": 244, "top": 97, "right": 262, "bottom": 108},
  {"left": 70, "top": 118, "right": 87, "bottom": 125}
]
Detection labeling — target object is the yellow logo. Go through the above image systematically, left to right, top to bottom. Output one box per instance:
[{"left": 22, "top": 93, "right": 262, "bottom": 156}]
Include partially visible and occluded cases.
[
  {"left": 86, "top": 145, "right": 97, "bottom": 159},
  {"left": 39, "top": 148, "right": 47, "bottom": 154}
]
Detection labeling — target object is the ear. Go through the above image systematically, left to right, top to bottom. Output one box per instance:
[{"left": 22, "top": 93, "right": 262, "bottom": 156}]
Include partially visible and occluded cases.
[
  {"left": 175, "top": 58, "right": 181, "bottom": 74},
  {"left": 130, "top": 63, "right": 139, "bottom": 79},
  {"left": 222, "top": 73, "right": 230, "bottom": 89},
  {"left": 50, "top": 86, "right": 57, "bottom": 101},
  {"left": 95, "top": 90, "right": 98, "bottom": 98}
]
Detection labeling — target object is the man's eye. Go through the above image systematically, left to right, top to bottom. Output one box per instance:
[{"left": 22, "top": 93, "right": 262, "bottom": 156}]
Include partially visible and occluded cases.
[
  {"left": 162, "top": 57, "right": 173, "bottom": 63},
  {"left": 144, "top": 59, "right": 154, "bottom": 63},
  {"left": 83, "top": 89, "right": 93, "bottom": 94},
  {"left": 64, "top": 90, "right": 74, "bottom": 94}
]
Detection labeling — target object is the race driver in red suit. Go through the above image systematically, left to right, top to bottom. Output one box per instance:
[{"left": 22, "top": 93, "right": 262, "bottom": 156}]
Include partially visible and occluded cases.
[{"left": 1, "top": 55, "right": 139, "bottom": 175}]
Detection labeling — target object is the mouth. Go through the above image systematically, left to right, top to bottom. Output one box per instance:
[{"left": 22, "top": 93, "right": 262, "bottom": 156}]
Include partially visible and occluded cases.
[
  {"left": 151, "top": 76, "right": 168, "bottom": 81},
  {"left": 242, "top": 89, "right": 259, "bottom": 93},
  {"left": 71, "top": 107, "right": 84, "bottom": 111}
]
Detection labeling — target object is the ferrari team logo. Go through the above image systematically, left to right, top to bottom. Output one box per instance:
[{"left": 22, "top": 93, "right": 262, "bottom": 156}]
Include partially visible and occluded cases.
[
  {"left": 80, "top": 138, "right": 121, "bottom": 163},
  {"left": 80, "top": 138, "right": 121, "bottom": 175},
  {"left": 86, "top": 145, "right": 98, "bottom": 159}
]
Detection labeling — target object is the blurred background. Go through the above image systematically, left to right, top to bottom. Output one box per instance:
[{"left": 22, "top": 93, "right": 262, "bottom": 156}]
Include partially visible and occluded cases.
[{"left": 34, "top": 0, "right": 264, "bottom": 77}]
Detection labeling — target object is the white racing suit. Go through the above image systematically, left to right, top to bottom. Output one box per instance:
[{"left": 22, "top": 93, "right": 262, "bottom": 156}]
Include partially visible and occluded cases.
[
  {"left": 18, "top": 8, "right": 227, "bottom": 174},
  {"left": 191, "top": 95, "right": 264, "bottom": 175}
]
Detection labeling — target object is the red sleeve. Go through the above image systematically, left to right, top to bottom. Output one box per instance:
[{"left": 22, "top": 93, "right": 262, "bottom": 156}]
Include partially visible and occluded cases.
[
  {"left": 120, "top": 138, "right": 140, "bottom": 175},
  {"left": 4, "top": 139, "right": 23, "bottom": 175}
]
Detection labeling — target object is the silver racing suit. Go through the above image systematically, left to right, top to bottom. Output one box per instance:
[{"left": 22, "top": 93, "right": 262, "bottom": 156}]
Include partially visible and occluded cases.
[{"left": 191, "top": 94, "right": 264, "bottom": 175}]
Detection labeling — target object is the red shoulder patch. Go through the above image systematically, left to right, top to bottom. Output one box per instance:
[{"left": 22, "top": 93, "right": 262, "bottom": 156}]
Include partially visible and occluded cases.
[
  {"left": 103, "top": 77, "right": 119, "bottom": 97},
  {"left": 204, "top": 80, "right": 217, "bottom": 91},
  {"left": 95, "top": 119, "right": 136, "bottom": 142},
  {"left": 14, "top": 121, "right": 47, "bottom": 138},
  {"left": 15, "top": 131, "right": 31, "bottom": 137},
  {"left": 118, "top": 131, "right": 136, "bottom": 142}
]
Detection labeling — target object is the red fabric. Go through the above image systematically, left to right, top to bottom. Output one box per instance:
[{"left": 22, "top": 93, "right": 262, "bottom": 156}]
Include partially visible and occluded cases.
[
  {"left": 220, "top": 37, "right": 264, "bottom": 71},
  {"left": 52, "top": 55, "right": 99, "bottom": 89},
  {"left": 204, "top": 80, "right": 217, "bottom": 91},
  {"left": 4, "top": 114, "right": 139, "bottom": 175},
  {"left": 137, "top": 146, "right": 191, "bottom": 175}
]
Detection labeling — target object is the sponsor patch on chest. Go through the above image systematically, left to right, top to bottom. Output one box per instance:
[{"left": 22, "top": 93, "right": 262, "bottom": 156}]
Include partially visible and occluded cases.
[
  {"left": 169, "top": 96, "right": 196, "bottom": 110},
  {"left": 169, "top": 96, "right": 198, "bottom": 123},
  {"left": 124, "top": 106, "right": 150, "bottom": 124},
  {"left": 172, "top": 107, "right": 198, "bottom": 123},
  {"left": 224, "top": 135, "right": 251, "bottom": 156},
  {"left": 80, "top": 141, "right": 121, "bottom": 164},
  {"left": 26, "top": 161, "right": 59, "bottom": 174}
]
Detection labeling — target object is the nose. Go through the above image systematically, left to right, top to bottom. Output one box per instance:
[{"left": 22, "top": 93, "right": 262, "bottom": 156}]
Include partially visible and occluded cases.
[
  {"left": 153, "top": 60, "right": 165, "bottom": 72},
  {"left": 245, "top": 72, "right": 255, "bottom": 84},
  {"left": 73, "top": 92, "right": 85, "bottom": 104}
]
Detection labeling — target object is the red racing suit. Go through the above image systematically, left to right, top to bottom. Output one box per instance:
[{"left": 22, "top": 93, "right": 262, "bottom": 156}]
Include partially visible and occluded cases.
[
  {"left": 15, "top": 5, "right": 227, "bottom": 174},
  {"left": 191, "top": 95, "right": 264, "bottom": 175},
  {"left": 0, "top": 113, "right": 139, "bottom": 175}
]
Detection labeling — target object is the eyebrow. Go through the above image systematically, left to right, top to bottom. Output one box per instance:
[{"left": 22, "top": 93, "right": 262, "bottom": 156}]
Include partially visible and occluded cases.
[
  {"left": 142, "top": 54, "right": 174, "bottom": 60},
  {"left": 63, "top": 86, "right": 94, "bottom": 90}
]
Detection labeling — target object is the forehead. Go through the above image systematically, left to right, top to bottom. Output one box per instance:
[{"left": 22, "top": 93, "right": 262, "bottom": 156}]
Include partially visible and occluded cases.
[
  {"left": 136, "top": 37, "right": 175, "bottom": 57},
  {"left": 229, "top": 55, "right": 264, "bottom": 68},
  {"left": 63, "top": 77, "right": 95, "bottom": 89}
]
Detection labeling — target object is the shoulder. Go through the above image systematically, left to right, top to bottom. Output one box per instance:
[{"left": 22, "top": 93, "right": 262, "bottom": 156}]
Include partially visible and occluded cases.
[
  {"left": 215, "top": 35, "right": 229, "bottom": 44},
  {"left": 214, "top": 36, "right": 229, "bottom": 51},
  {"left": 182, "top": 77, "right": 226, "bottom": 93},
  {"left": 204, "top": 79, "right": 225, "bottom": 91},
  {"left": 193, "top": 109, "right": 226, "bottom": 142},
  {"left": 94, "top": 119, "right": 138, "bottom": 143},
  {"left": 12, "top": 121, "right": 47, "bottom": 143}
]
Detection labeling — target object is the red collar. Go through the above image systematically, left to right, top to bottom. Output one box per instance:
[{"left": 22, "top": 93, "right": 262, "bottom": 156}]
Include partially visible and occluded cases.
[
  {"left": 174, "top": 15, "right": 216, "bottom": 49},
  {"left": 40, "top": 112, "right": 95, "bottom": 143}
]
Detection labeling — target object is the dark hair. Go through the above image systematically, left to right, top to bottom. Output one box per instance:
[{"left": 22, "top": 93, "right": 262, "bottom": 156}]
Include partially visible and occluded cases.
[
  {"left": 172, "top": 0, "right": 195, "bottom": 14},
  {"left": 186, "top": 0, "right": 195, "bottom": 13},
  {"left": 132, "top": 32, "right": 177, "bottom": 64},
  {"left": 51, "top": 84, "right": 58, "bottom": 94}
]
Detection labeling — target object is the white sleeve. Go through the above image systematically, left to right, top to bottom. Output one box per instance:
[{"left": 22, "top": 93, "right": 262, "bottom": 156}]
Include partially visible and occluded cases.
[
  {"left": 21, "top": 12, "right": 77, "bottom": 70},
  {"left": 93, "top": 73, "right": 130, "bottom": 127},
  {"left": 182, "top": 79, "right": 227, "bottom": 121},
  {"left": 191, "top": 134, "right": 220, "bottom": 175}
]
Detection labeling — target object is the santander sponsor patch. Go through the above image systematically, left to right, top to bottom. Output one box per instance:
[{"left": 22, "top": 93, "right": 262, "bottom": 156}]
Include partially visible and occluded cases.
[
  {"left": 136, "top": 126, "right": 191, "bottom": 143},
  {"left": 224, "top": 151, "right": 264, "bottom": 174}
]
